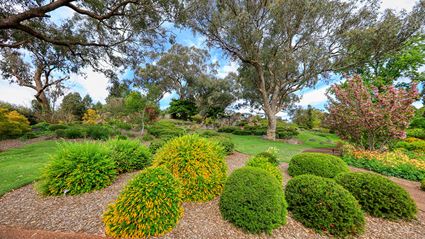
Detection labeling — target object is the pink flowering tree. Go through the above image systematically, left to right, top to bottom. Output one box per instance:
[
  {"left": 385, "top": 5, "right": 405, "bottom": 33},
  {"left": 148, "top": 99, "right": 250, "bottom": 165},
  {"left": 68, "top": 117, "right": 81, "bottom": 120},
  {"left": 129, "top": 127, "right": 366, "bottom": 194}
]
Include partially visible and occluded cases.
[{"left": 326, "top": 76, "right": 418, "bottom": 150}]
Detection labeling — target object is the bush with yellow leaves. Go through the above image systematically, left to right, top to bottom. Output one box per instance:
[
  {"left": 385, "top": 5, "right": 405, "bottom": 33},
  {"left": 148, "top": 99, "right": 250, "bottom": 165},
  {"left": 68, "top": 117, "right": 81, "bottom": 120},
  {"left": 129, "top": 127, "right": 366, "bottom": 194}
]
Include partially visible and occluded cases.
[
  {"left": 0, "top": 107, "right": 31, "bottom": 139},
  {"left": 82, "top": 109, "right": 100, "bottom": 125},
  {"left": 153, "top": 134, "right": 227, "bottom": 202},
  {"left": 103, "top": 166, "right": 183, "bottom": 238}
]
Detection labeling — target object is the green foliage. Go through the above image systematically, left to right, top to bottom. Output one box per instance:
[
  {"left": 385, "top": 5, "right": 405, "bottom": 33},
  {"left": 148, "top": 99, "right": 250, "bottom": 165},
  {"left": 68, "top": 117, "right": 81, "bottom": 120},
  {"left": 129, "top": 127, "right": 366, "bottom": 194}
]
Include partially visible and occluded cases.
[
  {"left": 168, "top": 99, "right": 198, "bottom": 121},
  {"left": 0, "top": 108, "right": 31, "bottom": 139},
  {"left": 146, "top": 120, "right": 186, "bottom": 139},
  {"left": 31, "top": 122, "right": 50, "bottom": 131},
  {"left": 48, "top": 124, "right": 68, "bottom": 131},
  {"left": 85, "top": 125, "right": 114, "bottom": 140},
  {"left": 217, "top": 125, "right": 298, "bottom": 139},
  {"left": 217, "top": 126, "right": 239, "bottom": 133},
  {"left": 55, "top": 127, "right": 86, "bottom": 139},
  {"left": 407, "top": 128, "right": 425, "bottom": 139},
  {"left": 199, "top": 130, "right": 220, "bottom": 138},
  {"left": 153, "top": 134, "right": 227, "bottom": 202},
  {"left": 208, "top": 135, "right": 234, "bottom": 155},
  {"left": 106, "top": 139, "right": 152, "bottom": 173},
  {"left": 148, "top": 139, "right": 167, "bottom": 154},
  {"left": 395, "top": 140, "right": 425, "bottom": 151},
  {"left": 38, "top": 142, "right": 117, "bottom": 196},
  {"left": 255, "top": 152, "right": 279, "bottom": 166},
  {"left": 288, "top": 153, "right": 349, "bottom": 178},
  {"left": 246, "top": 156, "right": 282, "bottom": 182},
  {"left": 103, "top": 167, "right": 183, "bottom": 238},
  {"left": 220, "top": 167, "right": 287, "bottom": 234},
  {"left": 335, "top": 172, "right": 417, "bottom": 220},
  {"left": 285, "top": 175, "right": 365, "bottom": 238},
  {"left": 421, "top": 179, "right": 425, "bottom": 191}
]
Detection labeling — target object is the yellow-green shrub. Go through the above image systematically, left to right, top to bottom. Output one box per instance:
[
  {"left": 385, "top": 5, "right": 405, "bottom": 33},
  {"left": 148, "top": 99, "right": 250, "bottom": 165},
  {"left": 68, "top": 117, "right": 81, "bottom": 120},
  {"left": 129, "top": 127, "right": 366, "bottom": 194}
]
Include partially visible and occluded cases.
[
  {"left": 0, "top": 108, "right": 31, "bottom": 139},
  {"left": 153, "top": 134, "right": 227, "bottom": 202},
  {"left": 246, "top": 156, "right": 282, "bottom": 182},
  {"left": 103, "top": 167, "right": 183, "bottom": 238}
]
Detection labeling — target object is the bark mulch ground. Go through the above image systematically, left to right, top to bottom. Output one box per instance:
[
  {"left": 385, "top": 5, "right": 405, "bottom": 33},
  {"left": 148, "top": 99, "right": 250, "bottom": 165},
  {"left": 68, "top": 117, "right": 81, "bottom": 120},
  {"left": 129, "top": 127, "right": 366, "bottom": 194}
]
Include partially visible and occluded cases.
[
  {"left": 0, "top": 136, "right": 55, "bottom": 152},
  {"left": 0, "top": 152, "right": 424, "bottom": 239}
]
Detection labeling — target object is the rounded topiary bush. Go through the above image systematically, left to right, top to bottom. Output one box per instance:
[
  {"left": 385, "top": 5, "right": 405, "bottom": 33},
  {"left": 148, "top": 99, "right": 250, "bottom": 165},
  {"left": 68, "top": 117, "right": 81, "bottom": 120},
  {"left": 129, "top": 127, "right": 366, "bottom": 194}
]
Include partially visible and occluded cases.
[
  {"left": 153, "top": 134, "right": 227, "bottom": 202},
  {"left": 210, "top": 136, "right": 235, "bottom": 155},
  {"left": 106, "top": 139, "right": 152, "bottom": 173},
  {"left": 38, "top": 142, "right": 117, "bottom": 196},
  {"left": 255, "top": 152, "right": 279, "bottom": 166},
  {"left": 288, "top": 152, "right": 349, "bottom": 178},
  {"left": 246, "top": 156, "right": 282, "bottom": 182},
  {"left": 103, "top": 166, "right": 183, "bottom": 238},
  {"left": 220, "top": 167, "right": 287, "bottom": 234},
  {"left": 335, "top": 172, "right": 417, "bottom": 220},
  {"left": 285, "top": 175, "right": 365, "bottom": 237}
]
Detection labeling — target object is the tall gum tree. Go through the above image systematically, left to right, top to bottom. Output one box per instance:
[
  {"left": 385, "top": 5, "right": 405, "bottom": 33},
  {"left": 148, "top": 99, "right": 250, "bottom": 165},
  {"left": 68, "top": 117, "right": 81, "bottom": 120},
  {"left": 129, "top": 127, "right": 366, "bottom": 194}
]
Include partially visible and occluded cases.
[{"left": 186, "top": 0, "right": 423, "bottom": 140}]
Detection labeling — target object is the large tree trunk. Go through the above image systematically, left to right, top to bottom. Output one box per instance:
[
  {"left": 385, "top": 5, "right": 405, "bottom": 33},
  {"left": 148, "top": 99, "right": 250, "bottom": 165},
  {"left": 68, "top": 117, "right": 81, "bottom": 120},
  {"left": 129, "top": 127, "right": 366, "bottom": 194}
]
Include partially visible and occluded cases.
[
  {"left": 33, "top": 65, "right": 51, "bottom": 113},
  {"left": 265, "top": 111, "right": 277, "bottom": 140}
]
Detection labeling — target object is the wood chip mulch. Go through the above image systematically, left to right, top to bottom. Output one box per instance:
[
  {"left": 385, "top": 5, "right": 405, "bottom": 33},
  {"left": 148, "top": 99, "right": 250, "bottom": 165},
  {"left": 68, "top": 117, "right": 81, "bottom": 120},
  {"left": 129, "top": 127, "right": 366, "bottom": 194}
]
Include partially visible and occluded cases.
[{"left": 0, "top": 152, "right": 424, "bottom": 239}]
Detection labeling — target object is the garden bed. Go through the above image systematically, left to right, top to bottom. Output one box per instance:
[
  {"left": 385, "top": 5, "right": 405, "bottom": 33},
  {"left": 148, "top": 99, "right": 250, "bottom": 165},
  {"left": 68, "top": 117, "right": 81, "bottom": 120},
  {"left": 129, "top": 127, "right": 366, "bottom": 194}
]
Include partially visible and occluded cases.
[{"left": 0, "top": 153, "right": 424, "bottom": 239}]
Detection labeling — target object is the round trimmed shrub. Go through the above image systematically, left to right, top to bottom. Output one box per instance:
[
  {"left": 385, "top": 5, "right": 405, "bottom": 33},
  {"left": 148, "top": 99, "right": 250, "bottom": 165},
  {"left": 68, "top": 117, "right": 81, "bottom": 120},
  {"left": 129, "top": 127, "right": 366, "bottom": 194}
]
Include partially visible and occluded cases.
[
  {"left": 153, "top": 134, "right": 227, "bottom": 202},
  {"left": 209, "top": 136, "right": 235, "bottom": 155},
  {"left": 106, "top": 139, "right": 152, "bottom": 173},
  {"left": 38, "top": 142, "right": 117, "bottom": 196},
  {"left": 255, "top": 151, "right": 279, "bottom": 166},
  {"left": 288, "top": 152, "right": 349, "bottom": 178},
  {"left": 246, "top": 156, "right": 282, "bottom": 182},
  {"left": 103, "top": 167, "right": 183, "bottom": 238},
  {"left": 220, "top": 167, "right": 287, "bottom": 234},
  {"left": 335, "top": 172, "right": 417, "bottom": 220},
  {"left": 285, "top": 175, "right": 365, "bottom": 237}
]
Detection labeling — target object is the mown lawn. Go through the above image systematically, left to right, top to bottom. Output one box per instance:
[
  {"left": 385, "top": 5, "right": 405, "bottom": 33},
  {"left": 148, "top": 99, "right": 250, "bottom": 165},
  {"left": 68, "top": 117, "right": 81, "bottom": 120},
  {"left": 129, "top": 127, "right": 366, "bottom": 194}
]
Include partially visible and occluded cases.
[
  {"left": 229, "top": 130, "right": 339, "bottom": 162},
  {"left": 0, "top": 140, "right": 59, "bottom": 196}
]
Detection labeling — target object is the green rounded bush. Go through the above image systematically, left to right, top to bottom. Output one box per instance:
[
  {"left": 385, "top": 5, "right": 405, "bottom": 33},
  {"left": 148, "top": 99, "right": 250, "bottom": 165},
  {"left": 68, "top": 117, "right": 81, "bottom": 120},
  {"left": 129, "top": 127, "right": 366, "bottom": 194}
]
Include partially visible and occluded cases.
[
  {"left": 48, "top": 124, "right": 68, "bottom": 131},
  {"left": 85, "top": 125, "right": 114, "bottom": 140},
  {"left": 55, "top": 127, "right": 85, "bottom": 139},
  {"left": 153, "top": 134, "right": 227, "bottom": 202},
  {"left": 209, "top": 136, "right": 235, "bottom": 155},
  {"left": 106, "top": 139, "right": 152, "bottom": 173},
  {"left": 148, "top": 139, "right": 167, "bottom": 154},
  {"left": 38, "top": 142, "right": 117, "bottom": 196},
  {"left": 255, "top": 151, "right": 279, "bottom": 166},
  {"left": 288, "top": 152, "right": 349, "bottom": 178},
  {"left": 246, "top": 156, "right": 282, "bottom": 182},
  {"left": 103, "top": 167, "right": 183, "bottom": 238},
  {"left": 220, "top": 167, "right": 287, "bottom": 234},
  {"left": 335, "top": 172, "right": 417, "bottom": 220},
  {"left": 285, "top": 175, "right": 365, "bottom": 237}
]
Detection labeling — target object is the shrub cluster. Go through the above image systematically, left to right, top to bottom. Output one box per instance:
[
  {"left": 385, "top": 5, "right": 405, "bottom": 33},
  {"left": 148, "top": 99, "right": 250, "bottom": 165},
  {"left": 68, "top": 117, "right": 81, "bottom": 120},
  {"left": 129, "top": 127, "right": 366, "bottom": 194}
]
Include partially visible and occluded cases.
[
  {"left": 0, "top": 108, "right": 31, "bottom": 139},
  {"left": 146, "top": 120, "right": 185, "bottom": 139},
  {"left": 55, "top": 125, "right": 119, "bottom": 140},
  {"left": 217, "top": 125, "right": 298, "bottom": 139},
  {"left": 407, "top": 128, "right": 425, "bottom": 140},
  {"left": 153, "top": 134, "right": 227, "bottom": 202},
  {"left": 209, "top": 135, "right": 234, "bottom": 155},
  {"left": 106, "top": 139, "right": 152, "bottom": 173},
  {"left": 148, "top": 139, "right": 168, "bottom": 154},
  {"left": 395, "top": 140, "right": 425, "bottom": 151},
  {"left": 38, "top": 142, "right": 117, "bottom": 196},
  {"left": 255, "top": 148, "right": 279, "bottom": 166},
  {"left": 288, "top": 153, "right": 349, "bottom": 178},
  {"left": 246, "top": 156, "right": 282, "bottom": 182},
  {"left": 103, "top": 167, "right": 183, "bottom": 238},
  {"left": 220, "top": 167, "right": 287, "bottom": 234},
  {"left": 335, "top": 172, "right": 417, "bottom": 220},
  {"left": 285, "top": 175, "right": 365, "bottom": 237}
]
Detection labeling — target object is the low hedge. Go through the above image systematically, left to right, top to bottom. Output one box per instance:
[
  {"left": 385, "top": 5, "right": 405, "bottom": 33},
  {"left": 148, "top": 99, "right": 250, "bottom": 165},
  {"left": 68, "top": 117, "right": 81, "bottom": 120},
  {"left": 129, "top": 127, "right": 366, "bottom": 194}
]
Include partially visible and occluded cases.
[
  {"left": 55, "top": 127, "right": 86, "bottom": 139},
  {"left": 153, "top": 134, "right": 227, "bottom": 202},
  {"left": 106, "top": 139, "right": 152, "bottom": 173},
  {"left": 38, "top": 142, "right": 117, "bottom": 196},
  {"left": 288, "top": 153, "right": 349, "bottom": 178},
  {"left": 246, "top": 156, "right": 282, "bottom": 182},
  {"left": 103, "top": 167, "right": 183, "bottom": 238},
  {"left": 220, "top": 167, "right": 287, "bottom": 234},
  {"left": 335, "top": 172, "right": 417, "bottom": 220},
  {"left": 285, "top": 175, "right": 365, "bottom": 237}
]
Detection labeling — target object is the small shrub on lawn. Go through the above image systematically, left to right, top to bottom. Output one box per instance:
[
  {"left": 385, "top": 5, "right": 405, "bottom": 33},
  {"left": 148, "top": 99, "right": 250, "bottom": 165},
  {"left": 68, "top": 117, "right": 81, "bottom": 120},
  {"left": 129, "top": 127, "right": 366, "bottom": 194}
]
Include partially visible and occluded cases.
[
  {"left": 146, "top": 120, "right": 185, "bottom": 138},
  {"left": 48, "top": 124, "right": 68, "bottom": 131},
  {"left": 85, "top": 125, "right": 114, "bottom": 140},
  {"left": 217, "top": 126, "right": 238, "bottom": 133},
  {"left": 55, "top": 127, "right": 86, "bottom": 139},
  {"left": 276, "top": 127, "right": 299, "bottom": 139},
  {"left": 200, "top": 130, "right": 220, "bottom": 138},
  {"left": 153, "top": 134, "right": 227, "bottom": 202},
  {"left": 209, "top": 135, "right": 234, "bottom": 155},
  {"left": 106, "top": 139, "right": 152, "bottom": 173},
  {"left": 38, "top": 142, "right": 117, "bottom": 196},
  {"left": 255, "top": 147, "right": 279, "bottom": 166},
  {"left": 288, "top": 152, "right": 349, "bottom": 178},
  {"left": 246, "top": 156, "right": 282, "bottom": 182},
  {"left": 103, "top": 167, "right": 183, "bottom": 238},
  {"left": 220, "top": 167, "right": 287, "bottom": 234},
  {"left": 335, "top": 172, "right": 417, "bottom": 220},
  {"left": 285, "top": 175, "right": 365, "bottom": 238}
]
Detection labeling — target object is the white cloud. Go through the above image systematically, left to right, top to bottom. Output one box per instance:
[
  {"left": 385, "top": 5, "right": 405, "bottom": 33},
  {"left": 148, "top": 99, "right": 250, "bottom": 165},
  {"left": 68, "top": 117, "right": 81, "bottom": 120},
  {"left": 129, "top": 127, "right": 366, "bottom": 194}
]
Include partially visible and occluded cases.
[
  {"left": 381, "top": 0, "right": 417, "bottom": 12},
  {"left": 217, "top": 61, "right": 239, "bottom": 78},
  {"left": 69, "top": 68, "right": 110, "bottom": 103},
  {"left": 0, "top": 81, "right": 35, "bottom": 107},
  {"left": 297, "top": 86, "right": 329, "bottom": 107}
]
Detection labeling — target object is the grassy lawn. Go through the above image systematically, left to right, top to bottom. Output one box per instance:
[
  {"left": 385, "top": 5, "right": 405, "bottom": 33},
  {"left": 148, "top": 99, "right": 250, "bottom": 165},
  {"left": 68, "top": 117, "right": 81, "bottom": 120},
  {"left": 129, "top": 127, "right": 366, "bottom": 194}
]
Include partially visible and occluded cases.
[
  {"left": 229, "top": 130, "right": 339, "bottom": 162},
  {"left": 0, "top": 140, "right": 59, "bottom": 196}
]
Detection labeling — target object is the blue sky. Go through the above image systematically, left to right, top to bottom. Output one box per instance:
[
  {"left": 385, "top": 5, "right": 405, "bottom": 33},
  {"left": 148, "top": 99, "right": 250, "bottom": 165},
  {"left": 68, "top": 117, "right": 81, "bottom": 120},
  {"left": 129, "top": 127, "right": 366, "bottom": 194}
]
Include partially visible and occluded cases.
[{"left": 0, "top": 0, "right": 422, "bottom": 116}]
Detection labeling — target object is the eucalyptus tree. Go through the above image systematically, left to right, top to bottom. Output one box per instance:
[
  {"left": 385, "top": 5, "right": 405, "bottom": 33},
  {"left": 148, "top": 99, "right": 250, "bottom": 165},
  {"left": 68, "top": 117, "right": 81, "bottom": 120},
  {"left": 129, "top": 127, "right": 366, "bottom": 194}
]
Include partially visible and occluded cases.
[
  {"left": 186, "top": 0, "right": 424, "bottom": 140},
  {"left": 136, "top": 43, "right": 217, "bottom": 100}
]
